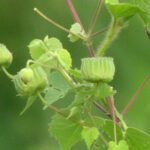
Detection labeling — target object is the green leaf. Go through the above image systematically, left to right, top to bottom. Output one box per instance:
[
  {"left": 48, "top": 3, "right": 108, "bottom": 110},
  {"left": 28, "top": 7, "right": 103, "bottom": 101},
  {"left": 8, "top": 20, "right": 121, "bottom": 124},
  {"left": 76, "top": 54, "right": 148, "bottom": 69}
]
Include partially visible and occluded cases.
[
  {"left": 105, "top": 0, "right": 140, "bottom": 22},
  {"left": 130, "top": 0, "right": 150, "bottom": 28},
  {"left": 68, "top": 23, "right": 84, "bottom": 42},
  {"left": 44, "top": 36, "right": 63, "bottom": 51},
  {"left": 28, "top": 39, "right": 47, "bottom": 60},
  {"left": 58, "top": 49, "right": 72, "bottom": 70},
  {"left": 45, "top": 71, "right": 71, "bottom": 105},
  {"left": 48, "top": 71, "right": 70, "bottom": 93},
  {"left": 94, "top": 83, "right": 116, "bottom": 99},
  {"left": 44, "top": 87, "right": 64, "bottom": 105},
  {"left": 71, "top": 91, "right": 87, "bottom": 107},
  {"left": 20, "top": 95, "right": 36, "bottom": 115},
  {"left": 49, "top": 113, "right": 83, "bottom": 150},
  {"left": 85, "top": 116, "right": 105, "bottom": 127},
  {"left": 91, "top": 117, "right": 123, "bottom": 150},
  {"left": 102, "top": 119, "right": 123, "bottom": 141},
  {"left": 81, "top": 127, "right": 99, "bottom": 150},
  {"left": 125, "top": 127, "right": 150, "bottom": 149},
  {"left": 108, "top": 140, "right": 129, "bottom": 150}
]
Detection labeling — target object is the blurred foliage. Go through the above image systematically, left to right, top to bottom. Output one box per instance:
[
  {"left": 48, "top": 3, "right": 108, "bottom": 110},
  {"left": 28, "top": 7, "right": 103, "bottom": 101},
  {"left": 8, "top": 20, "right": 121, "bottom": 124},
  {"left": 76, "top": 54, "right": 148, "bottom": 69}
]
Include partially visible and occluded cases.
[{"left": 0, "top": 0, "right": 150, "bottom": 149}]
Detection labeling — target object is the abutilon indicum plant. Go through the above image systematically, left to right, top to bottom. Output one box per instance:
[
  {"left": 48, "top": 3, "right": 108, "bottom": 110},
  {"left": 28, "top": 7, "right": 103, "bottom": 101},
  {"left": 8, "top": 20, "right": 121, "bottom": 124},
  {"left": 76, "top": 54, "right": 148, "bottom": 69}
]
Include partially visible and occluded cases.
[{"left": 1, "top": 0, "right": 150, "bottom": 150}]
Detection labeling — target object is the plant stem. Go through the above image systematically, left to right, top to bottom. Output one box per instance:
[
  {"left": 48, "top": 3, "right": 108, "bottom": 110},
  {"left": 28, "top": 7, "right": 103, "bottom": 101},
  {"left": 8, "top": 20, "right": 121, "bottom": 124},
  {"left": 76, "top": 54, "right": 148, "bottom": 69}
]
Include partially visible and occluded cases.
[
  {"left": 64, "top": 0, "right": 95, "bottom": 57},
  {"left": 65, "top": 0, "right": 83, "bottom": 29},
  {"left": 88, "top": 0, "right": 103, "bottom": 35},
  {"left": 34, "top": 8, "right": 84, "bottom": 40},
  {"left": 97, "top": 18, "right": 116, "bottom": 57},
  {"left": 90, "top": 27, "right": 109, "bottom": 38},
  {"left": 87, "top": 44, "right": 95, "bottom": 57},
  {"left": 27, "top": 59, "right": 52, "bottom": 69},
  {"left": 58, "top": 66, "right": 76, "bottom": 88},
  {"left": 1, "top": 67, "right": 14, "bottom": 79},
  {"left": 122, "top": 74, "right": 150, "bottom": 115},
  {"left": 38, "top": 92, "right": 88, "bottom": 127},
  {"left": 106, "top": 96, "right": 119, "bottom": 123},
  {"left": 106, "top": 96, "right": 113, "bottom": 119},
  {"left": 112, "top": 98, "right": 117, "bottom": 144},
  {"left": 93, "top": 101, "right": 107, "bottom": 114},
  {"left": 93, "top": 101, "right": 117, "bottom": 121},
  {"left": 115, "top": 108, "right": 128, "bottom": 131}
]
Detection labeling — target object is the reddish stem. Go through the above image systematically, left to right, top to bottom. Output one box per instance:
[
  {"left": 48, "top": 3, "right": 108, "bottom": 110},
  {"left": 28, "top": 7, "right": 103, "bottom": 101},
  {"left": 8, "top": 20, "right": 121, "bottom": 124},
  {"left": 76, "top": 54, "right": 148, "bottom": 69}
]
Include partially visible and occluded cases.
[
  {"left": 65, "top": 0, "right": 83, "bottom": 29},
  {"left": 88, "top": 0, "right": 103, "bottom": 35},
  {"left": 91, "top": 27, "right": 109, "bottom": 38},
  {"left": 87, "top": 45, "right": 95, "bottom": 57},
  {"left": 122, "top": 74, "right": 150, "bottom": 115},
  {"left": 106, "top": 96, "right": 119, "bottom": 122},
  {"left": 93, "top": 101, "right": 107, "bottom": 113},
  {"left": 93, "top": 101, "right": 114, "bottom": 120}
]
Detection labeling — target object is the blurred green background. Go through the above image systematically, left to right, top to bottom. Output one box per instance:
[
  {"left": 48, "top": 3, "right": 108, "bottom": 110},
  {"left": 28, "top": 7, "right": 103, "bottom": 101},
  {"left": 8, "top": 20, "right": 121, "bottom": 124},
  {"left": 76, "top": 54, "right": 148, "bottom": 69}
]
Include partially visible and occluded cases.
[{"left": 0, "top": 0, "right": 150, "bottom": 149}]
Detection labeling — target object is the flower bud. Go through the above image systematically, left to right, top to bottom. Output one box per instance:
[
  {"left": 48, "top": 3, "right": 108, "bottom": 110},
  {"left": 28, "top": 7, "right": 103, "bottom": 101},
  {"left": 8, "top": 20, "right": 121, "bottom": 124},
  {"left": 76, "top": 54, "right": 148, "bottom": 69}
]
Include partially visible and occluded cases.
[
  {"left": 0, "top": 44, "right": 13, "bottom": 67},
  {"left": 81, "top": 57, "right": 115, "bottom": 82},
  {"left": 13, "top": 66, "right": 48, "bottom": 97},
  {"left": 19, "top": 68, "right": 34, "bottom": 83}
]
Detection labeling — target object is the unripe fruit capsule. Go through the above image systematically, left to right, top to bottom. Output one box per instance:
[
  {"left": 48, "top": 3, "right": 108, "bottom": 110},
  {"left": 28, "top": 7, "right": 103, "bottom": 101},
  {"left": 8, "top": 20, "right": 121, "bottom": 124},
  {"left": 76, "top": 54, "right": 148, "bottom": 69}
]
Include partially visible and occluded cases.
[
  {"left": 0, "top": 44, "right": 13, "bottom": 67},
  {"left": 81, "top": 57, "right": 115, "bottom": 82},
  {"left": 13, "top": 66, "right": 48, "bottom": 97},
  {"left": 19, "top": 68, "right": 34, "bottom": 83}
]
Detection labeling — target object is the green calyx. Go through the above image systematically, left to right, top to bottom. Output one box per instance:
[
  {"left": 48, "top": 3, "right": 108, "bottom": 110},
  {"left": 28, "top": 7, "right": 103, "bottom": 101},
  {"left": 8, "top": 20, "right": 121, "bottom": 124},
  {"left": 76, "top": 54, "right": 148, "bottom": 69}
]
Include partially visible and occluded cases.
[
  {"left": 0, "top": 44, "right": 13, "bottom": 67},
  {"left": 81, "top": 57, "right": 115, "bottom": 82},
  {"left": 13, "top": 66, "right": 48, "bottom": 97},
  {"left": 19, "top": 68, "right": 34, "bottom": 83}
]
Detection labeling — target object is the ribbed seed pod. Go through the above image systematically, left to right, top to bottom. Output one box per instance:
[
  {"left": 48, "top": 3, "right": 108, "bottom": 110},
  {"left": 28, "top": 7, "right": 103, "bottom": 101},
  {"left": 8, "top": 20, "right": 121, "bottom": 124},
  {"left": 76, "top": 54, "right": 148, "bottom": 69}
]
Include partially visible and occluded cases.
[
  {"left": 0, "top": 44, "right": 13, "bottom": 67},
  {"left": 81, "top": 57, "right": 115, "bottom": 82},
  {"left": 13, "top": 66, "right": 48, "bottom": 97}
]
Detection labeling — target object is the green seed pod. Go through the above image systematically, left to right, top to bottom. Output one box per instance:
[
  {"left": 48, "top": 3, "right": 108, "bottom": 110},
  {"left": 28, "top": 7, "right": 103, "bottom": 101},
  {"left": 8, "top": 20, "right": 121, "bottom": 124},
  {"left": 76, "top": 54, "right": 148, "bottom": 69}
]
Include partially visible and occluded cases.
[
  {"left": 0, "top": 44, "right": 13, "bottom": 67},
  {"left": 81, "top": 57, "right": 115, "bottom": 82},
  {"left": 13, "top": 66, "right": 48, "bottom": 97},
  {"left": 19, "top": 68, "right": 34, "bottom": 83}
]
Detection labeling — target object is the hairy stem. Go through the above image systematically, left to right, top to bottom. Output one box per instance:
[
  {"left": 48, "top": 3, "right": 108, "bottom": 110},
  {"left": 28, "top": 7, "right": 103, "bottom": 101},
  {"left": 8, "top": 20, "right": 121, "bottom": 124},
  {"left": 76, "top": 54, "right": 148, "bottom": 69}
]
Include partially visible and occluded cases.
[
  {"left": 88, "top": 0, "right": 103, "bottom": 35},
  {"left": 34, "top": 8, "right": 84, "bottom": 40},
  {"left": 97, "top": 18, "right": 117, "bottom": 56},
  {"left": 1, "top": 67, "right": 14, "bottom": 79},
  {"left": 122, "top": 74, "right": 150, "bottom": 115},
  {"left": 38, "top": 92, "right": 88, "bottom": 127}
]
